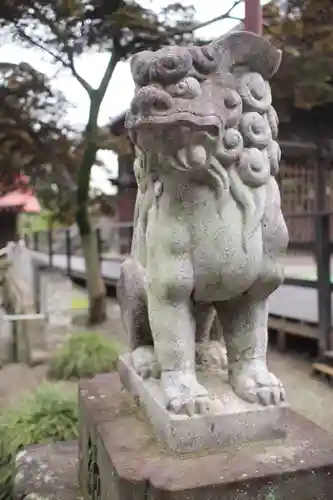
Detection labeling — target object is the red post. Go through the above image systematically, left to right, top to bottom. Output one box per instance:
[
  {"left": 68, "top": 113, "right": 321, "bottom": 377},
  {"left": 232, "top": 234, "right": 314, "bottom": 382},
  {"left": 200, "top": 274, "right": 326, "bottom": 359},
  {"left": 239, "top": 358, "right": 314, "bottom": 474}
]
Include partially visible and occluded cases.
[{"left": 244, "top": 0, "right": 262, "bottom": 35}]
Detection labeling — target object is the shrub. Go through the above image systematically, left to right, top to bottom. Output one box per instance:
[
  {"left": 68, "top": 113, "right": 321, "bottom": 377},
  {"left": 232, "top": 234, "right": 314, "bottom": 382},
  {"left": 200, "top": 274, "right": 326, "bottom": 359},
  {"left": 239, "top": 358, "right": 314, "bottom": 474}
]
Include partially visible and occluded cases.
[
  {"left": 48, "top": 331, "right": 122, "bottom": 380},
  {"left": 0, "top": 382, "right": 78, "bottom": 500},
  {"left": 0, "top": 435, "right": 14, "bottom": 500}
]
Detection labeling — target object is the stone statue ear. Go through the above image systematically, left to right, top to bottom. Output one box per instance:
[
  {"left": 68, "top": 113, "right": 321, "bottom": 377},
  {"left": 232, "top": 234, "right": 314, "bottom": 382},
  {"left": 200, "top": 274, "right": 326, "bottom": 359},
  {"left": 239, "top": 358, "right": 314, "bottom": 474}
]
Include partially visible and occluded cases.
[{"left": 209, "top": 31, "right": 282, "bottom": 80}]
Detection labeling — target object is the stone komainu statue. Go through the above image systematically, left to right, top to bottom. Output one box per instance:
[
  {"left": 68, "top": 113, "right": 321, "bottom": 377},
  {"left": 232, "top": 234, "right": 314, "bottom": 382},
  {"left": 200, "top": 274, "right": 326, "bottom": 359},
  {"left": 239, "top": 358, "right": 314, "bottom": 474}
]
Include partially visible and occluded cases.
[{"left": 117, "top": 31, "right": 289, "bottom": 416}]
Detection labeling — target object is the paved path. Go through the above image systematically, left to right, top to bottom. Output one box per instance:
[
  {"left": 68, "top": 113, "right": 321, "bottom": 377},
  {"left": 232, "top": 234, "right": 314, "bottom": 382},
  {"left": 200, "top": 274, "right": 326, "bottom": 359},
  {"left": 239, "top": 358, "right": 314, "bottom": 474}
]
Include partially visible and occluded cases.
[
  {"left": 30, "top": 250, "right": 332, "bottom": 325},
  {"left": 30, "top": 250, "right": 124, "bottom": 285},
  {"left": 268, "top": 285, "right": 331, "bottom": 324}
]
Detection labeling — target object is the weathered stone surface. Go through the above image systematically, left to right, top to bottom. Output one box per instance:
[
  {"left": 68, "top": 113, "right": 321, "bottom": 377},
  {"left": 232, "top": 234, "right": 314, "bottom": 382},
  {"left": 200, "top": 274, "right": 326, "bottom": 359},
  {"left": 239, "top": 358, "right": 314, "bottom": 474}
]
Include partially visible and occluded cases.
[
  {"left": 117, "top": 29, "right": 289, "bottom": 423},
  {"left": 7, "top": 241, "right": 35, "bottom": 299},
  {"left": 1, "top": 242, "right": 48, "bottom": 363},
  {"left": 39, "top": 268, "right": 72, "bottom": 351},
  {"left": 40, "top": 270, "right": 72, "bottom": 326},
  {"left": 0, "top": 306, "right": 14, "bottom": 365},
  {"left": 119, "top": 353, "right": 287, "bottom": 453},
  {"left": 79, "top": 373, "right": 333, "bottom": 500},
  {"left": 14, "top": 441, "right": 81, "bottom": 500}
]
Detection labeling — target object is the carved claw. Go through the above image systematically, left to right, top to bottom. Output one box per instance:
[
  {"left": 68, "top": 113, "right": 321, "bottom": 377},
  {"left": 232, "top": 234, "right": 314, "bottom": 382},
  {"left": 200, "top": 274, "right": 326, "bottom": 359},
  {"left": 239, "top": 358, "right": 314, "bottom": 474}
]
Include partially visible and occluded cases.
[
  {"left": 133, "top": 343, "right": 229, "bottom": 381},
  {"left": 230, "top": 360, "right": 286, "bottom": 406},
  {"left": 162, "top": 370, "right": 214, "bottom": 415},
  {"left": 167, "top": 395, "right": 214, "bottom": 416},
  {"left": 195, "top": 395, "right": 215, "bottom": 414}
]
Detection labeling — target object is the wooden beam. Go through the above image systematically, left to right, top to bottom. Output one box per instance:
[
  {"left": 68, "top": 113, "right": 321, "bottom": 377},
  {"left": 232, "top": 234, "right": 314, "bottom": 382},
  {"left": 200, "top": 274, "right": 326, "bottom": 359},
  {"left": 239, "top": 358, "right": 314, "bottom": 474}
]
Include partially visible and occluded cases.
[{"left": 244, "top": 0, "right": 262, "bottom": 35}]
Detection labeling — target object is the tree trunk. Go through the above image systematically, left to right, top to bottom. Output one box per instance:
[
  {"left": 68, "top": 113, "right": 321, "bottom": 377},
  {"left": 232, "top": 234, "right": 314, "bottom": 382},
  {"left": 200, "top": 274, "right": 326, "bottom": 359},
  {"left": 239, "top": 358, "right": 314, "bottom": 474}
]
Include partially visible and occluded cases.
[
  {"left": 75, "top": 52, "right": 119, "bottom": 325},
  {"left": 76, "top": 101, "right": 107, "bottom": 325},
  {"left": 77, "top": 172, "right": 107, "bottom": 325},
  {"left": 81, "top": 229, "right": 106, "bottom": 325}
]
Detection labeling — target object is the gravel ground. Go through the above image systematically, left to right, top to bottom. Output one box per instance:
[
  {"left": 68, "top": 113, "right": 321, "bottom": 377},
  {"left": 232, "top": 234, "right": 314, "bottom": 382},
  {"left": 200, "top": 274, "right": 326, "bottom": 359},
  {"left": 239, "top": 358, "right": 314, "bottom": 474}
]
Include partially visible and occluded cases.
[
  {"left": 1, "top": 292, "right": 333, "bottom": 436},
  {"left": 268, "top": 350, "right": 333, "bottom": 434}
]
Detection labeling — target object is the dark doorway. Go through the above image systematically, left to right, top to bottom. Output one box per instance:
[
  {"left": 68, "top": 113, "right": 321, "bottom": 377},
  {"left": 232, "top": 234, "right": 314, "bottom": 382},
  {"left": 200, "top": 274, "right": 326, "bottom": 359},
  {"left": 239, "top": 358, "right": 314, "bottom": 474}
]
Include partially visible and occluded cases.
[{"left": 0, "top": 210, "right": 18, "bottom": 248}]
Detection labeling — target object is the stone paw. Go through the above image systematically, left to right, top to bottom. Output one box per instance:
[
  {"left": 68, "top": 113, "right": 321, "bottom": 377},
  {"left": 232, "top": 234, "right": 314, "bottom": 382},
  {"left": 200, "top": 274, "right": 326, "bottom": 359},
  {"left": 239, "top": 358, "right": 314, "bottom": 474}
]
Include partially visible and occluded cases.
[
  {"left": 196, "top": 341, "right": 228, "bottom": 371},
  {"left": 131, "top": 346, "right": 161, "bottom": 379},
  {"left": 230, "top": 360, "right": 286, "bottom": 406},
  {"left": 161, "top": 370, "right": 215, "bottom": 416},
  {"left": 168, "top": 395, "right": 214, "bottom": 416}
]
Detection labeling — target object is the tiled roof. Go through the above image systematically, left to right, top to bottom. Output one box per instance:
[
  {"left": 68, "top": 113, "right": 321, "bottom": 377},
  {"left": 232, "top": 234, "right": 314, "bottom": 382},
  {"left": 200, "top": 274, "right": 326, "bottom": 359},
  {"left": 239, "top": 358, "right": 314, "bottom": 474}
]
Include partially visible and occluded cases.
[{"left": 0, "top": 189, "right": 41, "bottom": 213}]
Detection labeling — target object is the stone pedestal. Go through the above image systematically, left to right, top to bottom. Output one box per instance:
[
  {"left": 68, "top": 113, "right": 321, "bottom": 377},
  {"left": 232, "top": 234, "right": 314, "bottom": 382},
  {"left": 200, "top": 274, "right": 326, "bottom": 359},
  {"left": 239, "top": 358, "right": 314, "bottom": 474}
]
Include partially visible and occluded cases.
[
  {"left": 118, "top": 353, "right": 287, "bottom": 454},
  {"left": 79, "top": 373, "right": 333, "bottom": 500},
  {"left": 14, "top": 441, "right": 79, "bottom": 500}
]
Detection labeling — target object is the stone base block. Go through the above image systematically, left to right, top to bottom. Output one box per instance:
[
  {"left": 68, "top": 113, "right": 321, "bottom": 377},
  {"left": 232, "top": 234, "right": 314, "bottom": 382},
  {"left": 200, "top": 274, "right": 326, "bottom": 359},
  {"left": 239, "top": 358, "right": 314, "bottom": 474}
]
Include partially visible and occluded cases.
[
  {"left": 118, "top": 353, "right": 287, "bottom": 453},
  {"left": 79, "top": 373, "right": 333, "bottom": 500},
  {"left": 14, "top": 441, "right": 79, "bottom": 500}
]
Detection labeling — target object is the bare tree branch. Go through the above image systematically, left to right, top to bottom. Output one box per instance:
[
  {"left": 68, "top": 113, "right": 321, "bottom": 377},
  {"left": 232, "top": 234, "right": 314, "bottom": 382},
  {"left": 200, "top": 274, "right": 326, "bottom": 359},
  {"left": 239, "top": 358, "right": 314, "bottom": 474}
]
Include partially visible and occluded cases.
[
  {"left": 170, "top": 0, "right": 244, "bottom": 35},
  {"left": 191, "top": 0, "right": 243, "bottom": 33},
  {"left": 123, "top": 1, "right": 244, "bottom": 55},
  {"left": 26, "top": 7, "right": 95, "bottom": 95},
  {"left": 229, "top": 16, "right": 243, "bottom": 23},
  {"left": 15, "top": 23, "right": 94, "bottom": 94},
  {"left": 15, "top": 24, "right": 68, "bottom": 65},
  {"left": 95, "top": 37, "right": 120, "bottom": 103},
  {"left": 65, "top": 46, "right": 94, "bottom": 95}
]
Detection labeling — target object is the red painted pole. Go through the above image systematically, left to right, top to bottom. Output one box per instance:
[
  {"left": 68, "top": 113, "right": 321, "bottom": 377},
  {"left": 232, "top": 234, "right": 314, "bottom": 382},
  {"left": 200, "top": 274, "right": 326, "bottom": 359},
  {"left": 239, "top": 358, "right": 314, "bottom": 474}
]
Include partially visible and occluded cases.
[{"left": 244, "top": 0, "right": 262, "bottom": 35}]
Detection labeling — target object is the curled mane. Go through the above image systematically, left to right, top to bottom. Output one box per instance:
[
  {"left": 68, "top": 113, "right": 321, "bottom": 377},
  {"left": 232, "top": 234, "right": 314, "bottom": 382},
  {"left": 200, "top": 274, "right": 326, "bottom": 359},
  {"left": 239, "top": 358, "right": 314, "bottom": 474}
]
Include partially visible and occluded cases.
[
  {"left": 128, "top": 32, "right": 282, "bottom": 252},
  {"left": 210, "top": 66, "right": 281, "bottom": 250}
]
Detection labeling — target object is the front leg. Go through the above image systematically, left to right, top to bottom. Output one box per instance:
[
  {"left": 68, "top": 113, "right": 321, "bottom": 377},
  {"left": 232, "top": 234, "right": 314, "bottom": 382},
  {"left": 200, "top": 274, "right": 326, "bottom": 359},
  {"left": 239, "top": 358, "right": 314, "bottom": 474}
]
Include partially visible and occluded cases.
[
  {"left": 147, "top": 254, "right": 214, "bottom": 415},
  {"left": 215, "top": 297, "right": 285, "bottom": 406}
]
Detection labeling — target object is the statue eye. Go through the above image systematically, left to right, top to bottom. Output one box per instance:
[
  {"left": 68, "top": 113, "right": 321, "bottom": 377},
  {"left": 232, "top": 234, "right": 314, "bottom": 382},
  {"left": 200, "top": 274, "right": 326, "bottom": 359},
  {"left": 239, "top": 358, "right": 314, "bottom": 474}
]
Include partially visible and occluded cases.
[
  {"left": 167, "top": 77, "right": 201, "bottom": 98},
  {"left": 170, "top": 80, "right": 189, "bottom": 96},
  {"left": 177, "top": 81, "right": 188, "bottom": 91}
]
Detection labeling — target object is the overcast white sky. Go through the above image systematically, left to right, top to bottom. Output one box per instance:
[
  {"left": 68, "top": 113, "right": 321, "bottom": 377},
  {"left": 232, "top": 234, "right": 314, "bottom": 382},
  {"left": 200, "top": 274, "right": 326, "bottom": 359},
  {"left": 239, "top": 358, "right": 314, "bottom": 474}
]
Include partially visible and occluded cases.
[{"left": 0, "top": 0, "right": 270, "bottom": 194}]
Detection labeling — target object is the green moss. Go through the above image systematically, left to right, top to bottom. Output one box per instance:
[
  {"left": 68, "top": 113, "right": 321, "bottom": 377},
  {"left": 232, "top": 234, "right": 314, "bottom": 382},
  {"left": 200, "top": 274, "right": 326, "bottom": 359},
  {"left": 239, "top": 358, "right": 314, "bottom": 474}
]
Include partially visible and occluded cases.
[{"left": 71, "top": 295, "right": 89, "bottom": 310}]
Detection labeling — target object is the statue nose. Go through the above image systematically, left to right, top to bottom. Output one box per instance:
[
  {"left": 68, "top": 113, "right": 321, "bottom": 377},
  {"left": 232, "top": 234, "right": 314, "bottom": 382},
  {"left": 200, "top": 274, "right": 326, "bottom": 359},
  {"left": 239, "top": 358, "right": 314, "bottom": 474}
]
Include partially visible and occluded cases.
[{"left": 131, "top": 86, "right": 173, "bottom": 116}]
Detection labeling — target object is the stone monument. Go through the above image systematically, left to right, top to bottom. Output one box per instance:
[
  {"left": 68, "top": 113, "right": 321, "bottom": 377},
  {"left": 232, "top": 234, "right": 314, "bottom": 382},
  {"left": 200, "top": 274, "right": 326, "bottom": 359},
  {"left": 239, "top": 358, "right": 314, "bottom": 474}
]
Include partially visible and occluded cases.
[
  {"left": 117, "top": 28, "right": 288, "bottom": 444},
  {"left": 79, "top": 32, "right": 333, "bottom": 499},
  {"left": 40, "top": 269, "right": 72, "bottom": 351}
]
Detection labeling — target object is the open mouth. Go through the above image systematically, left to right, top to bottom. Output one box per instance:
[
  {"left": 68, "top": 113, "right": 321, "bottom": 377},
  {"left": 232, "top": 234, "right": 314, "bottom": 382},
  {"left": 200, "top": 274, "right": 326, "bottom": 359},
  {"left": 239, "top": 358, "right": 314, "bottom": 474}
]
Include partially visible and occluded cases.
[{"left": 128, "top": 112, "right": 223, "bottom": 139}]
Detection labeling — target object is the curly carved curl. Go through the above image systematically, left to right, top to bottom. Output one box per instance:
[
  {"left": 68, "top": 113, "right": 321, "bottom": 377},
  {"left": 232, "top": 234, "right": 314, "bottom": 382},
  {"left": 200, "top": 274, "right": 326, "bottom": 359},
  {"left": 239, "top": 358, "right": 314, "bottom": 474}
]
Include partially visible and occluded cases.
[
  {"left": 188, "top": 45, "right": 218, "bottom": 75},
  {"left": 149, "top": 48, "right": 193, "bottom": 85},
  {"left": 131, "top": 51, "right": 155, "bottom": 87},
  {"left": 236, "top": 72, "right": 272, "bottom": 114},
  {"left": 131, "top": 86, "right": 173, "bottom": 116},
  {"left": 224, "top": 89, "right": 243, "bottom": 128},
  {"left": 267, "top": 106, "right": 279, "bottom": 140},
  {"left": 240, "top": 112, "right": 272, "bottom": 150},
  {"left": 216, "top": 128, "right": 243, "bottom": 165},
  {"left": 236, "top": 147, "right": 271, "bottom": 188}
]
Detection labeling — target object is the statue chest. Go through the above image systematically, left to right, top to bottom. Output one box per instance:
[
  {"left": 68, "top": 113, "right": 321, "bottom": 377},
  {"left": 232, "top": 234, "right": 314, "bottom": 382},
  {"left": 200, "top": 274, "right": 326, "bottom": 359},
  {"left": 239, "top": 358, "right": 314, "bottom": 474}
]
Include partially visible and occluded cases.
[
  {"left": 146, "top": 190, "right": 263, "bottom": 301},
  {"left": 190, "top": 199, "right": 263, "bottom": 301}
]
